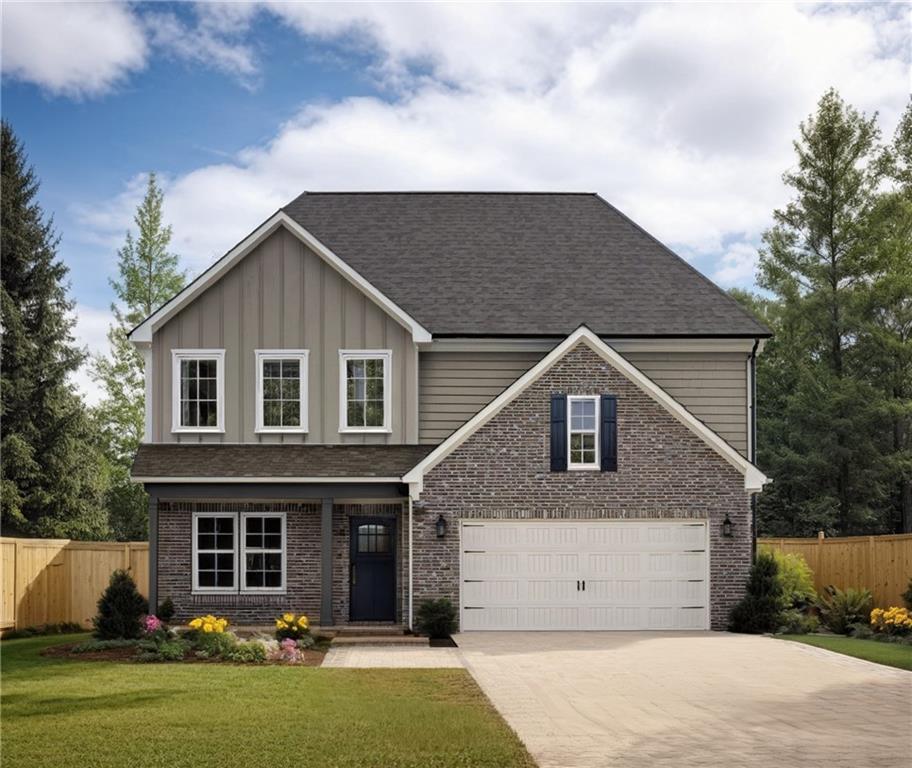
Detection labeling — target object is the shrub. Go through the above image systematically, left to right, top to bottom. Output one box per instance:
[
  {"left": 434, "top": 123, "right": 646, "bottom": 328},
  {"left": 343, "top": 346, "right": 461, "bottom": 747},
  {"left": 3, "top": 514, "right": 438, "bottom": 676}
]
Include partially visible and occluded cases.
[
  {"left": 770, "top": 551, "right": 816, "bottom": 609},
  {"left": 729, "top": 552, "right": 782, "bottom": 634},
  {"left": 93, "top": 570, "right": 148, "bottom": 640},
  {"left": 902, "top": 578, "right": 912, "bottom": 610},
  {"left": 815, "top": 586, "right": 873, "bottom": 635},
  {"left": 156, "top": 597, "right": 176, "bottom": 623},
  {"left": 416, "top": 598, "right": 458, "bottom": 638},
  {"left": 870, "top": 606, "right": 912, "bottom": 636},
  {"left": 776, "top": 609, "right": 819, "bottom": 635},
  {"left": 274, "top": 613, "right": 310, "bottom": 641},
  {"left": 187, "top": 614, "right": 228, "bottom": 633},
  {"left": 2, "top": 622, "right": 83, "bottom": 640},
  {"left": 848, "top": 622, "right": 874, "bottom": 640},
  {"left": 187, "top": 629, "right": 237, "bottom": 658},
  {"left": 296, "top": 634, "right": 316, "bottom": 650},
  {"left": 137, "top": 637, "right": 187, "bottom": 662},
  {"left": 70, "top": 639, "right": 139, "bottom": 653},
  {"left": 227, "top": 641, "right": 266, "bottom": 663}
]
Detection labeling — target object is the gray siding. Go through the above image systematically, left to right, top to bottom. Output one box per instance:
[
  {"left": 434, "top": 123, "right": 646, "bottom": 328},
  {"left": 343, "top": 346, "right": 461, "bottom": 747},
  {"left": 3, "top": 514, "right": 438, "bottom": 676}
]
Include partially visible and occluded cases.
[
  {"left": 151, "top": 228, "right": 418, "bottom": 444},
  {"left": 419, "top": 349, "right": 749, "bottom": 456}
]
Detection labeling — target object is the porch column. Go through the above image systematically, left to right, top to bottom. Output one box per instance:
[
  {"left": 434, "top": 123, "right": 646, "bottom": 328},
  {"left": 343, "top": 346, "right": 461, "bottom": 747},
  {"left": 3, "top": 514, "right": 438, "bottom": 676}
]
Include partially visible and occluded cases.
[
  {"left": 148, "top": 494, "right": 158, "bottom": 611},
  {"left": 321, "top": 498, "right": 333, "bottom": 625}
]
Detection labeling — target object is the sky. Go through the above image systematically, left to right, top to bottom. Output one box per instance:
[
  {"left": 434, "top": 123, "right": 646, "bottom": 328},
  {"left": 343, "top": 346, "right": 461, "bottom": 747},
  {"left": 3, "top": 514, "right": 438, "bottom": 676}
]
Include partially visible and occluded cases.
[{"left": 2, "top": 2, "right": 910, "bottom": 404}]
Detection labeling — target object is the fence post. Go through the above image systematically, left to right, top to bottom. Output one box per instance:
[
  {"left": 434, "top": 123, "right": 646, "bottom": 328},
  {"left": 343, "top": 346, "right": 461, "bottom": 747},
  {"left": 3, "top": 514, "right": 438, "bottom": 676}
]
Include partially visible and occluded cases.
[{"left": 123, "top": 543, "right": 130, "bottom": 572}]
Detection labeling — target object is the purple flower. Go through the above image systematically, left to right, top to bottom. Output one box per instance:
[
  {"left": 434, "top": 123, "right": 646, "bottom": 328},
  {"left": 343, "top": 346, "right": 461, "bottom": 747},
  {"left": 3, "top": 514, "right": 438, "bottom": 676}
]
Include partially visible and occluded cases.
[{"left": 143, "top": 615, "right": 162, "bottom": 633}]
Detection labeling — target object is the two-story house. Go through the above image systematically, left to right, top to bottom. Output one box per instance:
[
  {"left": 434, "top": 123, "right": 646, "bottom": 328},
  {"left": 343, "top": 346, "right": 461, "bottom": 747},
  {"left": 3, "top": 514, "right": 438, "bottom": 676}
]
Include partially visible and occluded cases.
[{"left": 129, "top": 192, "right": 769, "bottom": 632}]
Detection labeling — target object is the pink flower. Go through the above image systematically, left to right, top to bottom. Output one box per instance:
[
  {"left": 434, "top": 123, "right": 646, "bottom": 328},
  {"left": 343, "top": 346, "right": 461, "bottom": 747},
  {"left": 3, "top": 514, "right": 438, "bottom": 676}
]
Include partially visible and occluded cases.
[{"left": 144, "top": 615, "right": 162, "bottom": 633}]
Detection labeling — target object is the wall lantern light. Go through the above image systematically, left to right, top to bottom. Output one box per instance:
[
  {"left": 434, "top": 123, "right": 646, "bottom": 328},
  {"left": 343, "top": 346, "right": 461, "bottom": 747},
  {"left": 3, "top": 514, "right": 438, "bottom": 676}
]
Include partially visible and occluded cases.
[
  {"left": 721, "top": 514, "right": 734, "bottom": 538},
  {"left": 435, "top": 515, "right": 447, "bottom": 539}
]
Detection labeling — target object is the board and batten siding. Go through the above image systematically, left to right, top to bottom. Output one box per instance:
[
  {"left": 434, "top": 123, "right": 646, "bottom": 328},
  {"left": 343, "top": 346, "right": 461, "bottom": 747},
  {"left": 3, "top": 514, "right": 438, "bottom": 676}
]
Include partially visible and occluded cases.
[
  {"left": 151, "top": 228, "right": 418, "bottom": 444},
  {"left": 419, "top": 350, "right": 749, "bottom": 456}
]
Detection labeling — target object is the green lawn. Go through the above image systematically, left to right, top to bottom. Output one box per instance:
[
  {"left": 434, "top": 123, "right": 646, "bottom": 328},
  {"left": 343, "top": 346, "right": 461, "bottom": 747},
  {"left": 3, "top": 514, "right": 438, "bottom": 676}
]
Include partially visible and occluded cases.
[
  {"left": 780, "top": 634, "right": 912, "bottom": 671},
  {"left": 1, "top": 635, "right": 535, "bottom": 768}
]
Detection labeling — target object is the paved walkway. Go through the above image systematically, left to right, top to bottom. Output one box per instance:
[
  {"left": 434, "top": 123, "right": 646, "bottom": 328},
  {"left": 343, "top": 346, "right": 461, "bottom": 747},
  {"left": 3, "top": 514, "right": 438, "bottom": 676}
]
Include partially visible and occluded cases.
[
  {"left": 453, "top": 632, "right": 912, "bottom": 768},
  {"left": 322, "top": 645, "right": 463, "bottom": 668}
]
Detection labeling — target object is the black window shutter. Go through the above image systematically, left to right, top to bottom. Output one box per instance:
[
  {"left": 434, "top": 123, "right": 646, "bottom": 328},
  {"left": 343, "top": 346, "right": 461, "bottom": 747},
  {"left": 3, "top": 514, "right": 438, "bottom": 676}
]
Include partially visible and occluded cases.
[
  {"left": 550, "top": 393, "right": 568, "bottom": 472},
  {"left": 600, "top": 395, "right": 618, "bottom": 472}
]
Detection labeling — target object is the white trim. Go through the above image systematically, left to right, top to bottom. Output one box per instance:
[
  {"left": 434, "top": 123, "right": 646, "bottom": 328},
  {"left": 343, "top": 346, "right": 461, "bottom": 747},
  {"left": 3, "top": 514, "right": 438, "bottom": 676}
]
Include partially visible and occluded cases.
[
  {"left": 128, "top": 212, "right": 431, "bottom": 345},
  {"left": 404, "top": 325, "right": 770, "bottom": 495},
  {"left": 428, "top": 337, "right": 764, "bottom": 354},
  {"left": 139, "top": 342, "right": 153, "bottom": 442},
  {"left": 171, "top": 349, "right": 226, "bottom": 433},
  {"left": 338, "top": 349, "right": 393, "bottom": 433},
  {"left": 254, "top": 350, "right": 309, "bottom": 433},
  {"left": 567, "top": 395, "right": 600, "bottom": 470},
  {"left": 132, "top": 475, "right": 403, "bottom": 484},
  {"left": 407, "top": 497, "right": 414, "bottom": 631},
  {"left": 192, "top": 511, "right": 238, "bottom": 594},
  {"left": 239, "top": 511, "right": 287, "bottom": 594}
]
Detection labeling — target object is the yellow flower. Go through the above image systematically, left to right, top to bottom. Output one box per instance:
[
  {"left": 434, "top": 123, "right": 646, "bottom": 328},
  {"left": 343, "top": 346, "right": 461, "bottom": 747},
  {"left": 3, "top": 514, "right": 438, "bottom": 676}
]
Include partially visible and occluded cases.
[
  {"left": 283, "top": 613, "right": 295, "bottom": 623},
  {"left": 297, "top": 616, "right": 308, "bottom": 627},
  {"left": 189, "top": 618, "right": 203, "bottom": 629},
  {"left": 276, "top": 620, "right": 287, "bottom": 629},
  {"left": 203, "top": 624, "right": 213, "bottom": 633}
]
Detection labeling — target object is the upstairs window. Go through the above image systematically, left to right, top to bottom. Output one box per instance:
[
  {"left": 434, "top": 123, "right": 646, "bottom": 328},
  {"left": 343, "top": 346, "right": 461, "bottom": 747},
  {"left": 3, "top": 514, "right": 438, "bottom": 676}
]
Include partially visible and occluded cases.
[
  {"left": 172, "top": 350, "right": 225, "bottom": 433},
  {"left": 255, "top": 350, "right": 308, "bottom": 433},
  {"left": 339, "top": 350, "right": 392, "bottom": 432},
  {"left": 568, "top": 396, "right": 599, "bottom": 469}
]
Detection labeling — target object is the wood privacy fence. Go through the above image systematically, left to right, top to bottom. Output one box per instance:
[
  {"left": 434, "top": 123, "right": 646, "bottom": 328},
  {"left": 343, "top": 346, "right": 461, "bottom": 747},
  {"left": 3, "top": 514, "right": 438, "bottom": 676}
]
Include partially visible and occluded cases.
[
  {"left": 759, "top": 533, "right": 912, "bottom": 608},
  {"left": 0, "top": 537, "right": 148, "bottom": 632}
]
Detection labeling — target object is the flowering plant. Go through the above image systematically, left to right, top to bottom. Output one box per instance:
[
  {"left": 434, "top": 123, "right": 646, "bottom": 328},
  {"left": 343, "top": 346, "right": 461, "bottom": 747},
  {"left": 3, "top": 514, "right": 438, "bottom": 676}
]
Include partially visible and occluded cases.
[
  {"left": 870, "top": 606, "right": 912, "bottom": 635},
  {"left": 274, "top": 612, "right": 310, "bottom": 641},
  {"left": 188, "top": 614, "right": 229, "bottom": 633},
  {"left": 143, "top": 615, "right": 163, "bottom": 634},
  {"left": 267, "top": 638, "right": 303, "bottom": 663}
]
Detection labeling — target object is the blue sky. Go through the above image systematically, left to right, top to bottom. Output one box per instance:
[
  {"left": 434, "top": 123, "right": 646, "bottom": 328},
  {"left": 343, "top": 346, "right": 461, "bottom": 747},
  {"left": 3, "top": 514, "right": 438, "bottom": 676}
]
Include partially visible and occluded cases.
[{"left": 2, "top": 2, "right": 909, "bottom": 402}]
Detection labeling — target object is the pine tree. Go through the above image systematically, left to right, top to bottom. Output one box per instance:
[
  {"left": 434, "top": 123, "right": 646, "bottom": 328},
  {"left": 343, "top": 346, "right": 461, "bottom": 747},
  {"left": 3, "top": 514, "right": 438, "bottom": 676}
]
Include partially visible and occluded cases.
[
  {"left": 757, "top": 89, "right": 889, "bottom": 535},
  {"left": 1, "top": 121, "right": 109, "bottom": 538},
  {"left": 92, "top": 173, "right": 185, "bottom": 540}
]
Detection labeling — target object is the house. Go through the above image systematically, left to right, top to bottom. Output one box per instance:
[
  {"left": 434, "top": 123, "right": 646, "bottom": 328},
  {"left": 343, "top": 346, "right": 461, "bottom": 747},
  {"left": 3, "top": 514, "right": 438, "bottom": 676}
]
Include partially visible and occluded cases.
[{"left": 129, "top": 192, "right": 770, "bottom": 632}]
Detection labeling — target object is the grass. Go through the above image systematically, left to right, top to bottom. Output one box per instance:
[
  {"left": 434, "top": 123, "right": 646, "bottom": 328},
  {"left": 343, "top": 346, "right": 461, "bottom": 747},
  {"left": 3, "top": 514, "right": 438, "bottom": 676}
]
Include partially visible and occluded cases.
[
  {"left": 1, "top": 634, "right": 535, "bottom": 768},
  {"left": 780, "top": 634, "right": 912, "bottom": 671}
]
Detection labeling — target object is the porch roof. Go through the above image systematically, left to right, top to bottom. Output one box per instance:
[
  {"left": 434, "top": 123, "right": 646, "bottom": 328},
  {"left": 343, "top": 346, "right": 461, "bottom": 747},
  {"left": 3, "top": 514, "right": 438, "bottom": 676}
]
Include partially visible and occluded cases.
[{"left": 132, "top": 444, "right": 434, "bottom": 482}]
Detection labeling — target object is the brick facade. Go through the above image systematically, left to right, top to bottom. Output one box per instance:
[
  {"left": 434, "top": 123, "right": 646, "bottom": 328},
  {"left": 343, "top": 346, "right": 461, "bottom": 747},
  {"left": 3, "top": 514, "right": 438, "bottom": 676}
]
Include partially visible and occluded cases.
[{"left": 410, "top": 344, "right": 752, "bottom": 630}]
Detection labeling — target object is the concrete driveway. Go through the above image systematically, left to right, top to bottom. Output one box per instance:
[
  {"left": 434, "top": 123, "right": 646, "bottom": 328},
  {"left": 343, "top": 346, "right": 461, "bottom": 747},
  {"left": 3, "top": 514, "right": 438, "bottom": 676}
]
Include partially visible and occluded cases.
[{"left": 454, "top": 632, "right": 911, "bottom": 768}]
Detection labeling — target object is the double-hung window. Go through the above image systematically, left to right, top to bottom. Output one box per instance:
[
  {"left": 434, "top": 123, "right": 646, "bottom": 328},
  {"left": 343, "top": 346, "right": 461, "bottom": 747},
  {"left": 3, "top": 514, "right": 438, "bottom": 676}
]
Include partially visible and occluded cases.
[
  {"left": 172, "top": 350, "right": 225, "bottom": 432},
  {"left": 255, "top": 350, "right": 308, "bottom": 433},
  {"left": 339, "top": 350, "right": 392, "bottom": 432},
  {"left": 568, "top": 395, "right": 599, "bottom": 469},
  {"left": 192, "top": 511, "right": 286, "bottom": 594}
]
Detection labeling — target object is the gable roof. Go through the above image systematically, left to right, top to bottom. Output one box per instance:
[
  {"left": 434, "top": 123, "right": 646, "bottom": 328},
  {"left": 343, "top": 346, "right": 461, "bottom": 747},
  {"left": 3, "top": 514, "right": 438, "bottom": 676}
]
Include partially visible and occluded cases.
[
  {"left": 282, "top": 192, "right": 770, "bottom": 337},
  {"left": 402, "top": 325, "right": 770, "bottom": 496}
]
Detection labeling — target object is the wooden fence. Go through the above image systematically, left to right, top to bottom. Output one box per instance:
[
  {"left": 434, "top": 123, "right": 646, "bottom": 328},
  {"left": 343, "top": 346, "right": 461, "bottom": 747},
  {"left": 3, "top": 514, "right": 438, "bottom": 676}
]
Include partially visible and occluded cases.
[
  {"left": 759, "top": 532, "right": 912, "bottom": 608},
  {"left": 0, "top": 537, "right": 148, "bottom": 633}
]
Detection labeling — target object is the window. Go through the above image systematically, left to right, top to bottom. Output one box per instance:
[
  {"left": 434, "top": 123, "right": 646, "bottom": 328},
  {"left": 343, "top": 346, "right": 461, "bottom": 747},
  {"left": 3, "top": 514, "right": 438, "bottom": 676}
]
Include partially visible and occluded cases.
[
  {"left": 172, "top": 350, "right": 225, "bottom": 433},
  {"left": 255, "top": 350, "right": 308, "bottom": 433},
  {"left": 339, "top": 350, "right": 392, "bottom": 432},
  {"left": 568, "top": 396, "right": 599, "bottom": 469},
  {"left": 192, "top": 511, "right": 286, "bottom": 594},
  {"left": 241, "top": 513, "right": 285, "bottom": 591},
  {"left": 193, "top": 514, "right": 236, "bottom": 591},
  {"left": 357, "top": 523, "right": 392, "bottom": 553}
]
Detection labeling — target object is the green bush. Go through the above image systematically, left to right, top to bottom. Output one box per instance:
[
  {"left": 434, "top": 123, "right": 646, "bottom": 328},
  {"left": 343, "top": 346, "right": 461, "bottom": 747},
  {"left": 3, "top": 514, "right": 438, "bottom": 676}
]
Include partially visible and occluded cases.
[
  {"left": 729, "top": 551, "right": 783, "bottom": 634},
  {"left": 770, "top": 551, "right": 816, "bottom": 609},
  {"left": 92, "top": 570, "right": 148, "bottom": 640},
  {"left": 902, "top": 578, "right": 912, "bottom": 610},
  {"left": 815, "top": 586, "right": 873, "bottom": 635},
  {"left": 156, "top": 597, "right": 176, "bottom": 623},
  {"left": 415, "top": 598, "right": 458, "bottom": 639},
  {"left": 776, "top": 609, "right": 819, "bottom": 635},
  {"left": 2, "top": 622, "right": 83, "bottom": 640},
  {"left": 848, "top": 622, "right": 874, "bottom": 640},
  {"left": 185, "top": 629, "right": 237, "bottom": 658},
  {"left": 296, "top": 634, "right": 316, "bottom": 650},
  {"left": 71, "top": 638, "right": 139, "bottom": 653},
  {"left": 137, "top": 638, "right": 187, "bottom": 662},
  {"left": 227, "top": 641, "right": 266, "bottom": 663}
]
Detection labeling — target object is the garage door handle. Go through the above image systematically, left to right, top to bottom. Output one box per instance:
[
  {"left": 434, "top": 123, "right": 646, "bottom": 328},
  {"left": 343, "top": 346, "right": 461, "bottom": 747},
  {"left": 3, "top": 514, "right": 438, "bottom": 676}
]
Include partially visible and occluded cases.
[
  {"left": 576, "top": 580, "right": 580, "bottom": 591},
  {"left": 582, "top": 580, "right": 586, "bottom": 591}
]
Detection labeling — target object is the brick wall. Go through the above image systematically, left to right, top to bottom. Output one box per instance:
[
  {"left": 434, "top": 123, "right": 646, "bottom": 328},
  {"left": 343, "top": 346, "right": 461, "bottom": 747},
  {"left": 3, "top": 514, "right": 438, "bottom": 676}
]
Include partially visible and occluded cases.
[{"left": 412, "top": 344, "right": 753, "bottom": 630}]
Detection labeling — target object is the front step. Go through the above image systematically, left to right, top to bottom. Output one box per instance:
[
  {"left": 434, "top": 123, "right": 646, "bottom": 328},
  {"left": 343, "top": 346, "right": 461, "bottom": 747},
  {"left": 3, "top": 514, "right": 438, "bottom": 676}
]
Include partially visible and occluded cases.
[
  {"left": 318, "top": 624, "right": 409, "bottom": 637},
  {"left": 331, "top": 634, "right": 428, "bottom": 647}
]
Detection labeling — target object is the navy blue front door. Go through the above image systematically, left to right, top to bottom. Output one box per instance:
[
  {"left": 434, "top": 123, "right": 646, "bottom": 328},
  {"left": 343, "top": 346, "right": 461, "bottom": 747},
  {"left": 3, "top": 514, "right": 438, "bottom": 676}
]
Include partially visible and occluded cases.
[{"left": 349, "top": 517, "right": 396, "bottom": 622}]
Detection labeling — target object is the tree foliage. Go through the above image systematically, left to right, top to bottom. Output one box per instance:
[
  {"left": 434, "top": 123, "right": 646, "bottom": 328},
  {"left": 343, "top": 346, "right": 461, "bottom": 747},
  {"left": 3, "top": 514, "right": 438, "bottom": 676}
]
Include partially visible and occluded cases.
[{"left": 0, "top": 121, "right": 109, "bottom": 538}]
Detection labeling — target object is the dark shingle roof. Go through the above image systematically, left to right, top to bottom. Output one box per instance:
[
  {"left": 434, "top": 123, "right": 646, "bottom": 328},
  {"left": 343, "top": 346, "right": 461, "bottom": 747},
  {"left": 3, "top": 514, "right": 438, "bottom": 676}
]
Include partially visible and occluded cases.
[
  {"left": 281, "top": 192, "right": 769, "bottom": 337},
  {"left": 132, "top": 444, "right": 434, "bottom": 479}
]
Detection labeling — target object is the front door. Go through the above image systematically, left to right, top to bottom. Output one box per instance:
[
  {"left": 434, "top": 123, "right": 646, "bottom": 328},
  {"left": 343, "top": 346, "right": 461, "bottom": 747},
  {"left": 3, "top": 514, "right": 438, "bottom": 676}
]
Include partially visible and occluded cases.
[{"left": 349, "top": 517, "right": 396, "bottom": 622}]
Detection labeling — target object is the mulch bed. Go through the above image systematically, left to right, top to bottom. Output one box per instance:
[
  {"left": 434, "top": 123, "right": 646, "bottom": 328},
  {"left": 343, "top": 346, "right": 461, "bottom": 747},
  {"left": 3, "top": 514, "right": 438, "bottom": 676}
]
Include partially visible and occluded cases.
[
  {"left": 430, "top": 637, "right": 458, "bottom": 648},
  {"left": 40, "top": 642, "right": 326, "bottom": 666}
]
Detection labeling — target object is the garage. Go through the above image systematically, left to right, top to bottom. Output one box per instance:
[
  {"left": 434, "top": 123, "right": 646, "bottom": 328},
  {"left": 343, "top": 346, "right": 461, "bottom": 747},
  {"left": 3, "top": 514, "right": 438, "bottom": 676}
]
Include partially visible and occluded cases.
[{"left": 459, "top": 519, "right": 709, "bottom": 630}]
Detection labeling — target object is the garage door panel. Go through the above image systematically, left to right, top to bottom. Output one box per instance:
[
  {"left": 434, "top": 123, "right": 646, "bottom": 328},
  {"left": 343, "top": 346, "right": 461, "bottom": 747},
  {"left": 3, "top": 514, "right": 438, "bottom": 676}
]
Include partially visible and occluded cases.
[{"left": 461, "top": 520, "right": 709, "bottom": 631}]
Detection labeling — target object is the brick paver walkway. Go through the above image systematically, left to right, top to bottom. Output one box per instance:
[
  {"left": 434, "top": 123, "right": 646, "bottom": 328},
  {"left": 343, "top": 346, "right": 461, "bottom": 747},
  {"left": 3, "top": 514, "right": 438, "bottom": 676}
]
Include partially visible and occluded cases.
[{"left": 454, "top": 632, "right": 912, "bottom": 768}]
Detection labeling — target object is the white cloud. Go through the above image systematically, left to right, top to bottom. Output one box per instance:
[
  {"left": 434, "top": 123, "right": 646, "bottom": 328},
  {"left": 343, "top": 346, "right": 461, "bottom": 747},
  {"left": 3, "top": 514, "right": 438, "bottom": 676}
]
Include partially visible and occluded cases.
[
  {"left": 1, "top": 2, "right": 148, "bottom": 98},
  {"left": 713, "top": 242, "right": 761, "bottom": 287},
  {"left": 70, "top": 304, "right": 112, "bottom": 406}
]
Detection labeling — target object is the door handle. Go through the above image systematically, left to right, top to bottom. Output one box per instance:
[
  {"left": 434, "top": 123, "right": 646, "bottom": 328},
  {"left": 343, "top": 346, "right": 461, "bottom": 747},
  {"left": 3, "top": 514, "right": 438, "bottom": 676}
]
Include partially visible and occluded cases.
[
  {"left": 351, "top": 564, "right": 356, "bottom": 586},
  {"left": 576, "top": 580, "right": 580, "bottom": 591},
  {"left": 582, "top": 580, "right": 586, "bottom": 591}
]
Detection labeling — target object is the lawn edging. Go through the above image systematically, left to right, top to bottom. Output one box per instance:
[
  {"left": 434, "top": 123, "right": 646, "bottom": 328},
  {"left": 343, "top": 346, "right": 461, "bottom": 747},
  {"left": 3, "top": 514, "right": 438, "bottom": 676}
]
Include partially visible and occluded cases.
[{"left": 777, "top": 634, "right": 912, "bottom": 672}]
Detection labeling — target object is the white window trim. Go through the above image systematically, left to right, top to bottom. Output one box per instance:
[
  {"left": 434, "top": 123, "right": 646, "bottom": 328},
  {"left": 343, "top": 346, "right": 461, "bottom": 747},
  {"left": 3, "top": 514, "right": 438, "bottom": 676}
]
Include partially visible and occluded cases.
[
  {"left": 171, "top": 349, "right": 226, "bottom": 433},
  {"left": 338, "top": 349, "right": 393, "bottom": 433},
  {"left": 254, "top": 350, "right": 309, "bottom": 434},
  {"left": 567, "top": 395, "right": 600, "bottom": 471},
  {"left": 240, "top": 511, "right": 287, "bottom": 594},
  {"left": 191, "top": 512, "right": 237, "bottom": 594}
]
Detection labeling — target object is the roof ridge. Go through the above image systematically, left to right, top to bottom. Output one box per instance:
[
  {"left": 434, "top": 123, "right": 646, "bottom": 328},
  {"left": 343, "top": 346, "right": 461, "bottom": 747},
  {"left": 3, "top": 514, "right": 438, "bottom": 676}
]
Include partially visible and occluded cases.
[{"left": 287, "top": 191, "right": 597, "bottom": 197}]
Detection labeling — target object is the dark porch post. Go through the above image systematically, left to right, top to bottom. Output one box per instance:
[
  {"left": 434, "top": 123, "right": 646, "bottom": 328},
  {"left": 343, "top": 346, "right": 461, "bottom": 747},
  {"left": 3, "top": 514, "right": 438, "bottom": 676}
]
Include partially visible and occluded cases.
[
  {"left": 148, "top": 494, "right": 158, "bottom": 611},
  {"left": 321, "top": 497, "right": 333, "bottom": 625}
]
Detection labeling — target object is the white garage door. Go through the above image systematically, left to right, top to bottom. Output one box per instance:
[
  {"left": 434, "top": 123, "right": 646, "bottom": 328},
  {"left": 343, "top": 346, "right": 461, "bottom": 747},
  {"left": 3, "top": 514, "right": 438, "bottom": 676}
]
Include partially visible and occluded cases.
[{"left": 460, "top": 520, "right": 709, "bottom": 631}]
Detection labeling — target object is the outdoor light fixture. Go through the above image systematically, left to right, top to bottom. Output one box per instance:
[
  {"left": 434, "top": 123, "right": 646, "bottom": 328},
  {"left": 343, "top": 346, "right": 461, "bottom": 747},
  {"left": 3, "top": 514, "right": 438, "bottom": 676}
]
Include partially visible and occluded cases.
[
  {"left": 721, "top": 514, "right": 734, "bottom": 538},
  {"left": 435, "top": 515, "right": 447, "bottom": 538}
]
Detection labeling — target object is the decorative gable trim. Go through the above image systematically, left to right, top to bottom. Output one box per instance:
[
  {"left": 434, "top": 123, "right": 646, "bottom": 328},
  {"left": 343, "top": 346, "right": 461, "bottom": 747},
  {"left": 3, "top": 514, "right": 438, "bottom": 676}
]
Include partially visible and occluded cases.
[
  {"left": 127, "top": 211, "right": 432, "bottom": 345},
  {"left": 403, "top": 325, "right": 770, "bottom": 496}
]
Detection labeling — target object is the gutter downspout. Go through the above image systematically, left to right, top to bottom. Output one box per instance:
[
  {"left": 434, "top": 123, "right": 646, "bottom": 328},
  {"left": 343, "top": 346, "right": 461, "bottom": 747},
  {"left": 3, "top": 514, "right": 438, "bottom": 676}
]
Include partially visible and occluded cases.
[
  {"left": 749, "top": 338, "right": 759, "bottom": 559},
  {"left": 408, "top": 496, "right": 414, "bottom": 631}
]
